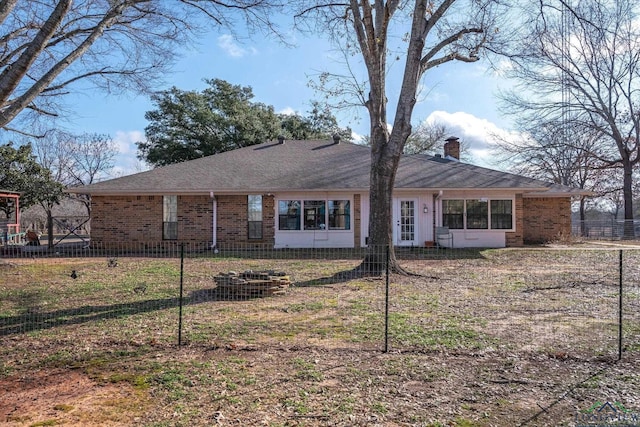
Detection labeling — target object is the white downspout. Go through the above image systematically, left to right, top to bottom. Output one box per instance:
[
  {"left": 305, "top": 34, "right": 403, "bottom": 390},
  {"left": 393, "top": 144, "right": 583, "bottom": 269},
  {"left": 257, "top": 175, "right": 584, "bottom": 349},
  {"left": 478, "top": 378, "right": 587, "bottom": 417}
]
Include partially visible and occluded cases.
[
  {"left": 434, "top": 190, "right": 444, "bottom": 247},
  {"left": 435, "top": 190, "right": 443, "bottom": 226},
  {"left": 210, "top": 192, "right": 217, "bottom": 249}
]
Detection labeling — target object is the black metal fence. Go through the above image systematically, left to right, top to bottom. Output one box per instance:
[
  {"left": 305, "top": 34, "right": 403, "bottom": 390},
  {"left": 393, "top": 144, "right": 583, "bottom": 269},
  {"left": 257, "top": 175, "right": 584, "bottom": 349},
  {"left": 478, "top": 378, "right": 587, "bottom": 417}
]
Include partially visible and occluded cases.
[{"left": 1, "top": 242, "right": 638, "bottom": 363}]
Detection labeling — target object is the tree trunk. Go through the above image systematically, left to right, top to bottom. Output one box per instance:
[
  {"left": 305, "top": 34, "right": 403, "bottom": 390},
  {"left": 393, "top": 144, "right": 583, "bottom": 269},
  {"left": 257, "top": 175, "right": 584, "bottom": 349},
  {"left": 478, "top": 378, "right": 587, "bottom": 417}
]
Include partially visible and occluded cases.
[
  {"left": 348, "top": 0, "right": 473, "bottom": 275},
  {"left": 356, "top": 5, "right": 424, "bottom": 275},
  {"left": 359, "top": 129, "right": 410, "bottom": 275},
  {"left": 360, "top": 137, "right": 397, "bottom": 274},
  {"left": 47, "top": 209, "right": 54, "bottom": 250}
]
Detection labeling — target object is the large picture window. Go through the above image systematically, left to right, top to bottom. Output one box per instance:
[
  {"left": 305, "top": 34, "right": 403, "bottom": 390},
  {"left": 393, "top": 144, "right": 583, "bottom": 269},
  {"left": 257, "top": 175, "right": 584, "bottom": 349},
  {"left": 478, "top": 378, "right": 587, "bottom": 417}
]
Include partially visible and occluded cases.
[
  {"left": 163, "top": 195, "right": 178, "bottom": 240},
  {"left": 248, "top": 195, "right": 263, "bottom": 239},
  {"left": 442, "top": 198, "right": 513, "bottom": 231},
  {"left": 278, "top": 199, "right": 351, "bottom": 231}
]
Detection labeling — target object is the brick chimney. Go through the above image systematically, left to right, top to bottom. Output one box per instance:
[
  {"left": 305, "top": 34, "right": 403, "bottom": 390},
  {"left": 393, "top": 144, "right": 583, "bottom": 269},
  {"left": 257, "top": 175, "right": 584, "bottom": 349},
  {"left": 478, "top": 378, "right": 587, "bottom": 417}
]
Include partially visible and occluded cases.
[{"left": 444, "top": 136, "right": 460, "bottom": 160}]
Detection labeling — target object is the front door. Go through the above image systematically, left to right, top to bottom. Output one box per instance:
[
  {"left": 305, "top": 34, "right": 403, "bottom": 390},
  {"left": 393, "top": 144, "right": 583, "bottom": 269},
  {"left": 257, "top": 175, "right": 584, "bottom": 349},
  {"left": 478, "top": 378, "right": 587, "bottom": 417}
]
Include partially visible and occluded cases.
[{"left": 394, "top": 199, "right": 418, "bottom": 246}]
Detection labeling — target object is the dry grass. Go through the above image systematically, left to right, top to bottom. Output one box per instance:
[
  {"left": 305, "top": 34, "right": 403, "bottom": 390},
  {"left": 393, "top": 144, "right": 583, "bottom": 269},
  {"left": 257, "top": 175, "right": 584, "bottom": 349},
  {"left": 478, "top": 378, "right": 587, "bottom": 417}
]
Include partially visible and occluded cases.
[{"left": 0, "top": 248, "right": 639, "bottom": 426}]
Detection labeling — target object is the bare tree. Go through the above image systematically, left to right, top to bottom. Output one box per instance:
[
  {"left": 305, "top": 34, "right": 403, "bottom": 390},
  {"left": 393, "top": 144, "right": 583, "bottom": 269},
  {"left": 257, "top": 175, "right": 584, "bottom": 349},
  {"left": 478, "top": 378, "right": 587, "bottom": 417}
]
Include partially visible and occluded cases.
[
  {"left": 0, "top": 0, "right": 284, "bottom": 133},
  {"left": 501, "top": 0, "right": 640, "bottom": 237},
  {"left": 295, "top": 1, "right": 506, "bottom": 272},
  {"left": 494, "top": 120, "right": 615, "bottom": 234},
  {"left": 403, "top": 121, "right": 448, "bottom": 155},
  {"left": 27, "top": 130, "right": 116, "bottom": 245},
  {"left": 30, "top": 130, "right": 74, "bottom": 248},
  {"left": 31, "top": 130, "right": 75, "bottom": 186},
  {"left": 66, "top": 133, "right": 118, "bottom": 216}
]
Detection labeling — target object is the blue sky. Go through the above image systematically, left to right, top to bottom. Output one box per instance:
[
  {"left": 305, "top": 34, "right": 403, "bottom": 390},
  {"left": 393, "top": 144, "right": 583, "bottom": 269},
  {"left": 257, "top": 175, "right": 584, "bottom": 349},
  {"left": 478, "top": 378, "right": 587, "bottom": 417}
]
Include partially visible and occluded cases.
[{"left": 67, "top": 28, "right": 518, "bottom": 176}]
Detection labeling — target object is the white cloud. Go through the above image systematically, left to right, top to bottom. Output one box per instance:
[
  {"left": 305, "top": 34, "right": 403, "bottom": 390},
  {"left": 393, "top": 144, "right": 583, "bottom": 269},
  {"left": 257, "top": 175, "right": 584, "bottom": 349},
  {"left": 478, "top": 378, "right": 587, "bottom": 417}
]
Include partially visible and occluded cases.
[
  {"left": 217, "top": 34, "right": 257, "bottom": 58},
  {"left": 278, "top": 107, "right": 296, "bottom": 116},
  {"left": 422, "top": 111, "right": 522, "bottom": 167},
  {"left": 111, "top": 130, "right": 150, "bottom": 177},
  {"left": 113, "top": 130, "right": 144, "bottom": 154},
  {"left": 351, "top": 130, "right": 367, "bottom": 145}
]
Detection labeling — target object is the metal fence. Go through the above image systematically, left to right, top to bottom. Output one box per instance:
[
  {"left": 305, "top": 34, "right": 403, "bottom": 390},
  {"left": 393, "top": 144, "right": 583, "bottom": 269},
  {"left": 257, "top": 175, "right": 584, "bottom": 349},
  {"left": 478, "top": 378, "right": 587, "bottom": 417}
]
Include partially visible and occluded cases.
[
  {"left": 572, "top": 219, "right": 640, "bottom": 240},
  {"left": 1, "top": 242, "right": 638, "bottom": 362},
  {"left": 2, "top": 242, "right": 640, "bottom": 426}
]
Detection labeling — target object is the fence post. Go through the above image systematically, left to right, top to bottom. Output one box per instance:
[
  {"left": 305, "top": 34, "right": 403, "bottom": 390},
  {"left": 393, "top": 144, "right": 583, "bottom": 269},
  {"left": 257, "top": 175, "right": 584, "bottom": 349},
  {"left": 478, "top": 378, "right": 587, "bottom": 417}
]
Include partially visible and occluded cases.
[
  {"left": 178, "top": 243, "right": 185, "bottom": 347},
  {"left": 384, "top": 245, "right": 390, "bottom": 353},
  {"left": 618, "top": 249, "right": 623, "bottom": 361}
]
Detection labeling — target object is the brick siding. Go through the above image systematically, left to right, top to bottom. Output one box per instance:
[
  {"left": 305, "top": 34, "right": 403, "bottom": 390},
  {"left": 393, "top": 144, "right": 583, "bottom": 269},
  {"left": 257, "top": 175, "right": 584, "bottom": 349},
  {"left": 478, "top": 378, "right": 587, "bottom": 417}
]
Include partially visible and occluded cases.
[
  {"left": 91, "top": 193, "right": 569, "bottom": 249},
  {"left": 91, "top": 194, "right": 275, "bottom": 249},
  {"left": 505, "top": 194, "right": 524, "bottom": 247},
  {"left": 91, "top": 195, "right": 163, "bottom": 244},
  {"left": 178, "top": 195, "right": 213, "bottom": 241},
  {"left": 215, "top": 195, "right": 275, "bottom": 248},
  {"left": 522, "top": 197, "right": 571, "bottom": 244}
]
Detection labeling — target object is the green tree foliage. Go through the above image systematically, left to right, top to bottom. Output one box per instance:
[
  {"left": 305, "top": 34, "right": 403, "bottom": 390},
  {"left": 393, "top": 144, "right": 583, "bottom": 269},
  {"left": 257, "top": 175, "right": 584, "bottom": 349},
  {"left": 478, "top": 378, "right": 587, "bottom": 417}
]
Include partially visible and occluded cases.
[
  {"left": 137, "top": 79, "right": 281, "bottom": 167},
  {"left": 138, "top": 80, "right": 352, "bottom": 167},
  {"left": 279, "top": 101, "right": 352, "bottom": 141},
  {"left": 279, "top": 103, "right": 352, "bottom": 141},
  {"left": 0, "top": 143, "right": 63, "bottom": 219}
]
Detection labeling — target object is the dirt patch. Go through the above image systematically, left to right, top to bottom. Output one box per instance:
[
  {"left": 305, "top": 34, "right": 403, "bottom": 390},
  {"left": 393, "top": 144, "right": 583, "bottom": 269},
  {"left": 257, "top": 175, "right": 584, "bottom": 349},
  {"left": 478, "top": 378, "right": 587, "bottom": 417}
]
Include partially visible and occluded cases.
[{"left": 0, "top": 369, "right": 145, "bottom": 426}]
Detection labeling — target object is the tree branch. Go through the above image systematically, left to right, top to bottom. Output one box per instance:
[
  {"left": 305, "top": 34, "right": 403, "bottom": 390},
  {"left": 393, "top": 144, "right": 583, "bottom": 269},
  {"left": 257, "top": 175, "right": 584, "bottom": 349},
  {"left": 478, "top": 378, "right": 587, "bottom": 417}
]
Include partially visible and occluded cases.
[
  {"left": 0, "top": 0, "right": 73, "bottom": 106},
  {"left": 420, "top": 28, "right": 483, "bottom": 74}
]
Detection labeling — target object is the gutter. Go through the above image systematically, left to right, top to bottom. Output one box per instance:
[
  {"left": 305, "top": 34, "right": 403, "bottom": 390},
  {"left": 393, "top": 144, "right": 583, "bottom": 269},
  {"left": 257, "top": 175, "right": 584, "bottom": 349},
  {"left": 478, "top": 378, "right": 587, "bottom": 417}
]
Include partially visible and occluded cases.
[{"left": 210, "top": 192, "right": 217, "bottom": 250}]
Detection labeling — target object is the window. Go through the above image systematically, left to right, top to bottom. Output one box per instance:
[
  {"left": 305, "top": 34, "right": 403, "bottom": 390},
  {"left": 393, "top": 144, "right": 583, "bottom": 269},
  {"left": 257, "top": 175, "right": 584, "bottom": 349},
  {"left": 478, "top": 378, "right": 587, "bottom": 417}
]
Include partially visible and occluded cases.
[
  {"left": 163, "top": 195, "right": 177, "bottom": 240},
  {"left": 248, "top": 195, "right": 263, "bottom": 239},
  {"left": 278, "top": 198, "right": 352, "bottom": 231},
  {"left": 442, "top": 198, "right": 513, "bottom": 231},
  {"left": 466, "top": 199, "right": 488, "bottom": 229},
  {"left": 279, "top": 200, "right": 301, "bottom": 230},
  {"left": 304, "top": 200, "right": 326, "bottom": 230},
  {"left": 328, "top": 200, "right": 350, "bottom": 230},
  {"left": 442, "top": 200, "right": 464, "bottom": 229},
  {"left": 491, "top": 200, "right": 513, "bottom": 229}
]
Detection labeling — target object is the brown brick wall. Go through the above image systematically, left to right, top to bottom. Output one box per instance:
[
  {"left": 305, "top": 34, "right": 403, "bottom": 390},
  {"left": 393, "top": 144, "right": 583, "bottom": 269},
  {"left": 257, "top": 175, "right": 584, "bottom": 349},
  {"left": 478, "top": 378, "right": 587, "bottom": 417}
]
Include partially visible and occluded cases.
[
  {"left": 92, "top": 193, "right": 562, "bottom": 249},
  {"left": 91, "top": 194, "right": 276, "bottom": 249},
  {"left": 506, "top": 194, "right": 524, "bottom": 247},
  {"left": 91, "top": 195, "right": 163, "bottom": 243},
  {"left": 91, "top": 195, "right": 213, "bottom": 248},
  {"left": 178, "top": 195, "right": 213, "bottom": 241},
  {"left": 215, "top": 195, "right": 275, "bottom": 247},
  {"left": 216, "top": 195, "right": 247, "bottom": 244},
  {"left": 262, "top": 195, "right": 275, "bottom": 244},
  {"left": 522, "top": 197, "right": 572, "bottom": 243}
]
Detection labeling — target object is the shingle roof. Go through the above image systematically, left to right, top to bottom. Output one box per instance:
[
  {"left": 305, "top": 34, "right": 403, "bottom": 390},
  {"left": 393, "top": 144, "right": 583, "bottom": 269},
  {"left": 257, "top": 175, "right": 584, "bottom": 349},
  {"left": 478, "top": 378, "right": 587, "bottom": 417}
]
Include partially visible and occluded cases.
[{"left": 68, "top": 139, "right": 569, "bottom": 195}]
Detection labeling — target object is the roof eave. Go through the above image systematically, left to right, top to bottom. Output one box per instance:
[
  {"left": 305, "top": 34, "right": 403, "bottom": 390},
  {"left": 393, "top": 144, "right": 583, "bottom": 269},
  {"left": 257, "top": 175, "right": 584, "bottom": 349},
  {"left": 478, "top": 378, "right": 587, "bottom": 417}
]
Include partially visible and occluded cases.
[{"left": 66, "top": 187, "right": 373, "bottom": 196}]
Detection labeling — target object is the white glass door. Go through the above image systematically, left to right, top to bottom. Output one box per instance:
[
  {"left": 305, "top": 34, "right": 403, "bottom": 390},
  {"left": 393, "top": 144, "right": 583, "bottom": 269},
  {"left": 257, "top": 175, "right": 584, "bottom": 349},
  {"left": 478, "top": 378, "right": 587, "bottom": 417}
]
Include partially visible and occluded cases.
[{"left": 394, "top": 199, "right": 417, "bottom": 246}]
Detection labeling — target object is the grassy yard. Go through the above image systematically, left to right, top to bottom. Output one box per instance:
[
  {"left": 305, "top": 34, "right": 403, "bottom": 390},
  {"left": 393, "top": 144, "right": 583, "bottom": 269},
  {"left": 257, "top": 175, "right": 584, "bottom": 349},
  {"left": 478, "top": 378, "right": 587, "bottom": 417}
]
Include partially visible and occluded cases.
[{"left": 0, "top": 248, "right": 639, "bottom": 426}]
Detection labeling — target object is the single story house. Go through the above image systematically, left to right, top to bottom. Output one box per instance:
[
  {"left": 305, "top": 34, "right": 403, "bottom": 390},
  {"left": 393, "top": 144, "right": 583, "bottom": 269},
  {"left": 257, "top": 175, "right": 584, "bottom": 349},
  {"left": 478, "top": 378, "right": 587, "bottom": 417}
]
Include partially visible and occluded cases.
[{"left": 68, "top": 136, "right": 583, "bottom": 249}]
